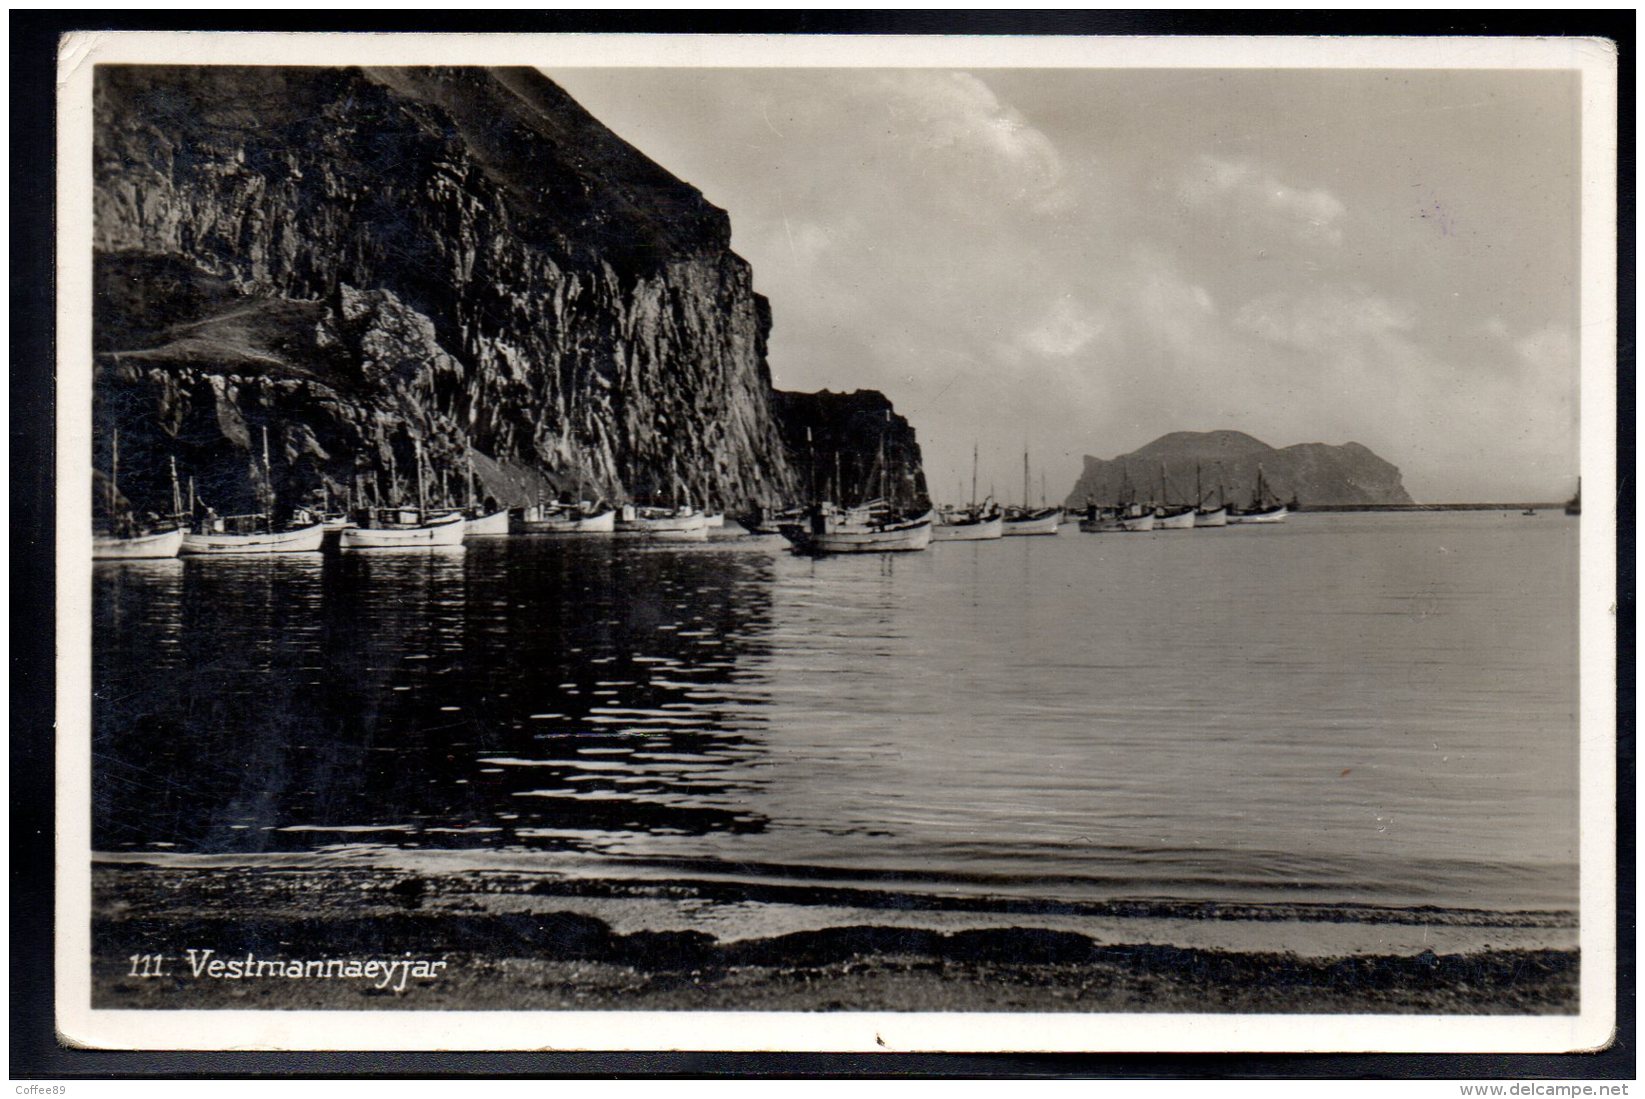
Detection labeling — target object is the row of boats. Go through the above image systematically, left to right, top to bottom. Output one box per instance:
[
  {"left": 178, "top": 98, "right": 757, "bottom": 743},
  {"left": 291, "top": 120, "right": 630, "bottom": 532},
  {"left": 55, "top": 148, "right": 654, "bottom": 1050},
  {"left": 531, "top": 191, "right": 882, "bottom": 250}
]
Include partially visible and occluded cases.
[{"left": 92, "top": 502, "right": 731, "bottom": 560}]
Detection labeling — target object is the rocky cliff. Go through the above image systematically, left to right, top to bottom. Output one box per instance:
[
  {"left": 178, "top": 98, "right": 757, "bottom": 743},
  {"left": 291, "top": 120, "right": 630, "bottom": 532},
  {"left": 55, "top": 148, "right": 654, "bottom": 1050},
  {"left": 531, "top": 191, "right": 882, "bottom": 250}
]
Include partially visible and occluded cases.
[
  {"left": 93, "top": 65, "right": 808, "bottom": 518},
  {"left": 771, "top": 389, "right": 929, "bottom": 510},
  {"left": 1063, "top": 430, "right": 1414, "bottom": 509}
]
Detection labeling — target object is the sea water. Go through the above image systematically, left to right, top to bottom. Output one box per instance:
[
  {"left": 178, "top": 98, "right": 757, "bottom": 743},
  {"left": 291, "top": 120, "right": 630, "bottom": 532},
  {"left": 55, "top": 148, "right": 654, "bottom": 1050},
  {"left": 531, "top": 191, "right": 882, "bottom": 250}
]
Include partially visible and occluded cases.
[{"left": 91, "top": 512, "right": 1580, "bottom": 917}]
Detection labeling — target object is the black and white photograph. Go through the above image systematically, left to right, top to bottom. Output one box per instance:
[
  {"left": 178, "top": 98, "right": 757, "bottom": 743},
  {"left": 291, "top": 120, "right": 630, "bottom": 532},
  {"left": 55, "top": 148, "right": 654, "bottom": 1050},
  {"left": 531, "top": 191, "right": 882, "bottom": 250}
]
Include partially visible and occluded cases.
[{"left": 50, "top": 30, "right": 1619, "bottom": 1054}]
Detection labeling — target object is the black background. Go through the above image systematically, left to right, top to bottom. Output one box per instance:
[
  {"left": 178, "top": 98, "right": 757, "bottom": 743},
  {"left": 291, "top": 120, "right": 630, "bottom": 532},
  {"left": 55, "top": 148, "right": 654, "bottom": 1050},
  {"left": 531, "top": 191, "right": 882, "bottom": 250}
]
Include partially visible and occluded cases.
[{"left": 11, "top": 7, "right": 1634, "bottom": 1081}]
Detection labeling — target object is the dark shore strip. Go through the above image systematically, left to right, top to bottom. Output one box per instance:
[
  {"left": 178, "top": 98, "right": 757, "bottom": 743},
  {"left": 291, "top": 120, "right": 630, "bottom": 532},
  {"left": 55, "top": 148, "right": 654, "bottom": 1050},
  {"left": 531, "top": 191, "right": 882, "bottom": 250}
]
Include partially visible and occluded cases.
[
  {"left": 94, "top": 861, "right": 1576, "bottom": 928},
  {"left": 93, "top": 866, "right": 1578, "bottom": 1014}
]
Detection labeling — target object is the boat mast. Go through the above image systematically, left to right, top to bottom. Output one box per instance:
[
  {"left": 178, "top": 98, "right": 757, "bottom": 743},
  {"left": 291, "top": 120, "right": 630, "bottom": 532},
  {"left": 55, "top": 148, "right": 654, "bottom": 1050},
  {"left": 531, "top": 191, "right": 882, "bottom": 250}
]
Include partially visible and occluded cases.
[
  {"left": 881, "top": 410, "right": 890, "bottom": 507},
  {"left": 261, "top": 426, "right": 274, "bottom": 518},
  {"left": 414, "top": 439, "right": 427, "bottom": 514},
  {"left": 971, "top": 442, "right": 979, "bottom": 509},
  {"left": 1022, "top": 449, "right": 1030, "bottom": 511},
  {"left": 467, "top": 450, "right": 477, "bottom": 510},
  {"left": 170, "top": 456, "right": 182, "bottom": 521},
  {"left": 1196, "top": 462, "right": 1202, "bottom": 508},
  {"left": 188, "top": 475, "right": 196, "bottom": 518}
]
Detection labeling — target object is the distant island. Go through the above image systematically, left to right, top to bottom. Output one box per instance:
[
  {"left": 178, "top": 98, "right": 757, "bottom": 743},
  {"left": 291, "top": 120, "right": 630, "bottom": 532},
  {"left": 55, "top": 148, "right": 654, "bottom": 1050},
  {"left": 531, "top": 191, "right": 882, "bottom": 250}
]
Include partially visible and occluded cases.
[{"left": 1064, "top": 430, "right": 1415, "bottom": 510}]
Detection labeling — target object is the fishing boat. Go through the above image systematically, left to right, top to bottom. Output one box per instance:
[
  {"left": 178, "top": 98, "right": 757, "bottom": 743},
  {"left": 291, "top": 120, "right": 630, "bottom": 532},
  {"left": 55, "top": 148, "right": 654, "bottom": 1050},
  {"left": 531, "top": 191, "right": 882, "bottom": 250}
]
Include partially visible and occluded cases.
[
  {"left": 179, "top": 429, "right": 326, "bottom": 555},
  {"left": 92, "top": 432, "right": 186, "bottom": 559},
  {"left": 340, "top": 440, "right": 469, "bottom": 548},
  {"left": 933, "top": 446, "right": 1004, "bottom": 541},
  {"left": 1001, "top": 450, "right": 1062, "bottom": 535},
  {"left": 1152, "top": 461, "right": 1196, "bottom": 529},
  {"left": 1192, "top": 464, "right": 1229, "bottom": 526},
  {"left": 1228, "top": 464, "right": 1288, "bottom": 524},
  {"left": 513, "top": 503, "right": 617, "bottom": 534},
  {"left": 1077, "top": 503, "right": 1125, "bottom": 534},
  {"left": 737, "top": 504, "right": 806, "bottom": 536},
  {"left": 1118, "top": 504, "right": 1156, "bottom": 532},
  {"left": 614, "top": 505, "right": 708, "bottom": 541},
  {"left": 933, "top": 506, "right": 1003, "bottom": 541},
  {"left": 341, "top": 508, "right": 467, "bottom": 548},
  {"left": 464, "top": 509, "right": 510, "bottom": 536},
  {"left": 780, "top": 509, "right": 932, "bottom": 554},
  {"left": 182, "top": 519, "right": 326, "bottom": 555},
  {"left": 94, "top": 528, "right": 185, "bottom": 560}
]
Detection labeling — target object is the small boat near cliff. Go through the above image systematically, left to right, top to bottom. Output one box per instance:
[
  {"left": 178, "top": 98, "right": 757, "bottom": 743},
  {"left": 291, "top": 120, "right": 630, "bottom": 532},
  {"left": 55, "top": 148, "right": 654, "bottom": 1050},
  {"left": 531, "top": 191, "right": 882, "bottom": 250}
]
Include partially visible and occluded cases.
[
  {"left": 933, "top": 447, "right": 1004, "bottom": 541},
  {"left": 1002, "top": 450, "right": 1062, "bottom": 535},
  {"left": 1228, "top": 464, "right": 1288, "bottom": 524},
  {"left": 513, "top": 504, "right": 617, "bottom": 534},
  {"left": 615, "top": 505, "right": 709, "bottom": 541},
  {"left": 933, "top": 506, "right": 1003, "bottom": 541},
  {"left": 341, "top": 509, "right": 467, "bottom": 549},
  {"left": 463, "top": 509, "right": 510, "bottom": 537},
  {"left": 781, "top": 509, "right": 932, "bottom": 554},
  {"left": 182, "top": 521, "right": 326, "bottom": 555},
  {"left": 95, "top": 528, "right": 185, "bottom": 560}
]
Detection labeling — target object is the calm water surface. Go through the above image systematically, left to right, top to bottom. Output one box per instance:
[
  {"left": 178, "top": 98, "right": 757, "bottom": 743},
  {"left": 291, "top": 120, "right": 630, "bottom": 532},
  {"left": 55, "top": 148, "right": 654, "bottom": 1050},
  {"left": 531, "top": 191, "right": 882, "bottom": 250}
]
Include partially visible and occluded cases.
[{"left": 93, "top": 512, "right": 1579, "bottom": 913}]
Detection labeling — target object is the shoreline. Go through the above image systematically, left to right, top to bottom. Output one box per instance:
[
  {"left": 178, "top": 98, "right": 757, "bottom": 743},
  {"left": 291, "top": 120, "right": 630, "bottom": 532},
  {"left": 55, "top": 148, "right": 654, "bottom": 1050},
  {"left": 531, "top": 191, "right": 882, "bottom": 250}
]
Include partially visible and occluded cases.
[{"left": 92, "top": 864, "right": 1579, "bottom": 1014}]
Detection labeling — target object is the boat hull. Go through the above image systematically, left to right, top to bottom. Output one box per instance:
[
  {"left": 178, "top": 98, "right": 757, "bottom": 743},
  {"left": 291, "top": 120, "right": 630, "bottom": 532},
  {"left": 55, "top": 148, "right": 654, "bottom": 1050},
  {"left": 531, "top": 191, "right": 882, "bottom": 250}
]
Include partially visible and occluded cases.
[
  {"left": 1229, "top": 506, "right": 1288, "bottom": 525},
  {"left": 1194, "top": 507, "right": 1228, "bottom": 528},
  {"left": 513, "top": 508, "right": 617, "bottom": 534},
  {"left": 1155, "top": 508, "right": 1196, "bottom": 530},
  {"left": 464, "top": 509, "right": 511, "bottom": 536},
  {"left": 1001, "top": 509, "right": 1063, "bottom": 536},
  {"left": 614, "top": 512, "right": 708, "bottom": 536},
  {"left": 1118, "top": 513, "right": 1156, "bottom": 532},
  {"left": 340, "top": 515, "right": 467, "bottom": 549},
  {"left": 931, "top": 515, "right": 1004, "bottom": 541},
  {"left": 1078, "top": 515, "right": 1125, "bottom": 533},
  {"left": 783, "top": 520, "right": 932, "bottom": 554},
  {"left": 181, "top": 524, "right": 326, "bottom": 555},
  {"left": 94, "top": 528, "right": 185, "bottom": 560}
]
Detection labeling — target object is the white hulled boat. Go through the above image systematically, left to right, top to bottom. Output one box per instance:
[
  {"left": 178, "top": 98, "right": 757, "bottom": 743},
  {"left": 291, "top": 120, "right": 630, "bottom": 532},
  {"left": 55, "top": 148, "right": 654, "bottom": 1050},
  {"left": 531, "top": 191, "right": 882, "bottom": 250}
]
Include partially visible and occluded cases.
[
  {"left": 933, "top": 447, "right": 1004, "bottom": 542},
  {"left": 1002, "top": 449, "right": 1062, "bottom": 535},
  {"left": 1228, "top": 463, "right": 1288, "bottom": 524},
  {"left": 513, "top": 504, "right": 617, "bottom": 534},
  {"left": 614, "top": 505, "right": 708, "bottom": 541},
  {"left": 1194, "top": 506, "right": 1228, "bottom": 527},
  {"left": 932, "top": 507, "right": 1004, "bottom": 541},
  {"left": 341, "top": 509, "right": 467, "bottom": 549},
  {"left": 463, "top": 509, "right": 510, "bottom": 536},
  {"left": 780, "top": 510, "right": 932, "bottom": 554},
  {"left": 182, "top": 521, "right": 326, "bottom": 555},
  {"left": 95, "top": 528, "right": 185, "bottom": 560}
]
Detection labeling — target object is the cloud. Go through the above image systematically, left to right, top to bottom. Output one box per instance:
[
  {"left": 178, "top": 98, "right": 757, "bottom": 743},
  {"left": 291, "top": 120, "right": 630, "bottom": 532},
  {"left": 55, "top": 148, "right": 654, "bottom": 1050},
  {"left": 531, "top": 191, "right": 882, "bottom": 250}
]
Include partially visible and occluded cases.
[
  {"left": 877, "top": 71, "right": 1073, "bottom": 215},
  {"left": 1179, "top": 154, "right": 1346, "bottom": 245},
  {"left": 1018, "top": 297, "right": 1103, "bottom": 358}
]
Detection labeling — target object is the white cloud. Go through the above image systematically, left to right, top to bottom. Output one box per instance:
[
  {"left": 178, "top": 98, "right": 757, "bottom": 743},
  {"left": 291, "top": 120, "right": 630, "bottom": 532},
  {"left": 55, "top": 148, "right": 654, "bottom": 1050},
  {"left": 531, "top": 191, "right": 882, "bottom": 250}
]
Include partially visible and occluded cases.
[
  {"left": 878, "top": 71, "right": 1073, "bottom": 215},
  {"left": 1179, "top": 154, "right": 1346, "bottom": 245},
  {"left": 1019, "top": 297, "right": 1103, "bottom": 358}
]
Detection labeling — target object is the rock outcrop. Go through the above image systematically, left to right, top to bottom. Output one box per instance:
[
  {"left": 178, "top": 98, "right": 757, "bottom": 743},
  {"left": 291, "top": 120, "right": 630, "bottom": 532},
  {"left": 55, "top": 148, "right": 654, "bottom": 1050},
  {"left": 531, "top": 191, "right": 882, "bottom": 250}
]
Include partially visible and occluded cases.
[
  {"left": 93, "top": 65, "right": 812, "bottom": 517},
  {"left": 771, "top": 389, "right": 929, "bottom": 510},
  {"left": 1063, "top": 430, "right": 1414, "bottom": 509}
]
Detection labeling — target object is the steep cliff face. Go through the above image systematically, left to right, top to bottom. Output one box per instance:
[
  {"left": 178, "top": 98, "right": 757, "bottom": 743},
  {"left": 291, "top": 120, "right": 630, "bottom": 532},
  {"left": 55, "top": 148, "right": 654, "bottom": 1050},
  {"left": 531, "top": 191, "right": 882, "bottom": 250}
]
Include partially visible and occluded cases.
[
  {"left": 93, "top": 65, "right": 802, "bottom": 516},
  {"left": 771, "top": 390, "right": 929, "bottom": 510},
  {"left": 1064, "top": 430, "right": 1414, "bottom": 508}
]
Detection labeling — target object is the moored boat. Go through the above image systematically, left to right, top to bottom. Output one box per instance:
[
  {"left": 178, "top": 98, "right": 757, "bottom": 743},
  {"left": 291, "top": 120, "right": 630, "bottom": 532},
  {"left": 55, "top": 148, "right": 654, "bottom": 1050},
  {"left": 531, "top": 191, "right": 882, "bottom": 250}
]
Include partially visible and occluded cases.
[
  {"left": 1228, "top": 463, "right": 1288, "bottom": 524},
  {"left": 513, "top": 504, "right": 617, "bottom": 534},
  {"left": 614, "top": 505, "right": 709, "bottom": 541},
  {"left": 1154, "top": 505, "right": 1196, "bottom": 530},
  {"left": 1002, "top": 506, "right": 1063, "bottom": 535},
  {"left": 932, "top": 507, "right": 1004, "bottom": 541},
  {"left": 463, "top": 508, "right": 510, "bottom": 536},
  {"left": 1118, "top": 508, "right": 1156, "bottom": 532},
  {"left": 340, "top": 509, "right": 467, "bottom": 549},
  {"left": 781, "top": 510, "right": 932, "bottom": 554},
  {"left": 182, "top": 521, "right": 326, "bottom": 555},
  {"left": 94, "top": 527, "right": 185, "bottom": 560}
]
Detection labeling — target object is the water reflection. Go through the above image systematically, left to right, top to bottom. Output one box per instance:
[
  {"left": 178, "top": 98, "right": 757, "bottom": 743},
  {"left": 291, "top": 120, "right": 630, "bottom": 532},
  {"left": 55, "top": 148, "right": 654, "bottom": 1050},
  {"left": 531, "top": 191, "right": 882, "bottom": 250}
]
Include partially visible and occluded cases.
[{"left": 93, "top": 540, "right": 777, "bottom": 856}]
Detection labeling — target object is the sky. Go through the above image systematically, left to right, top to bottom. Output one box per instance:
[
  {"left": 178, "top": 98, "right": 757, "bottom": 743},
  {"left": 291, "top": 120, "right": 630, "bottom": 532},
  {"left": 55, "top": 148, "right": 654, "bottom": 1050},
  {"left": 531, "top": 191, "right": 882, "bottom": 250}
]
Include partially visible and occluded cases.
[{"left": 548, "top": 67, "right": 1582, "bottom": 504}]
